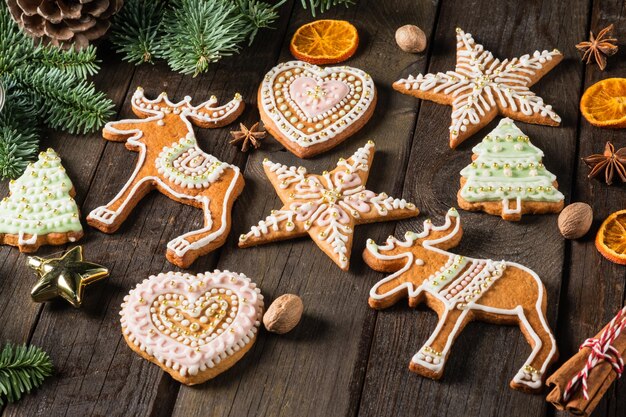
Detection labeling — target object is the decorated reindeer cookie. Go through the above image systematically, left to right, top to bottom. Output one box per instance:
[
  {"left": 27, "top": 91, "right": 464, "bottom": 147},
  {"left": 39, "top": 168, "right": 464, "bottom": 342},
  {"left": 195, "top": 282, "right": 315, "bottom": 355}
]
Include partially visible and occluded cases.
[
  {"left": 87, "top": 87, "right": 245, "bottom": 268},
  {"left": 363, "top": 208, "right": 557, "bottom": 393}
]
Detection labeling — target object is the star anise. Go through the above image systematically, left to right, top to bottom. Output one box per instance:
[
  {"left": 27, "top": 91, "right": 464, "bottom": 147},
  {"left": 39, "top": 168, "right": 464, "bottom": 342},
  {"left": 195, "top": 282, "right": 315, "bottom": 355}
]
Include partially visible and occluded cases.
[
  {"left": 576, "top": 24, "right": 618, "bottom": 70},
  {"left": 229, "top": 122, "right": 266, "bottom": 152},
  {"left": 582, "top": 141, "right": 626, "bottom": 185}
]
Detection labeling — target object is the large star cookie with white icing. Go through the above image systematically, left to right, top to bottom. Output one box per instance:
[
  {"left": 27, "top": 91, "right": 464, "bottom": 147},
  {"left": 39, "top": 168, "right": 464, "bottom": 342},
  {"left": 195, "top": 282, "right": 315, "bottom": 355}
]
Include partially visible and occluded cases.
[
  {"left": 393, "top": 28, "right": 562, "bottom": 148},
  {"left": 259, "top": 61, "right": 377, "bottom": 158},
  {"left": 238, "top": 141, "right": 418, "bottom": 270},
  {"left": 0, "top": 148, "right": 83, "bottom": 252},
  {"left": 120, "top": 270, "right": 264, "bottom": 385}
]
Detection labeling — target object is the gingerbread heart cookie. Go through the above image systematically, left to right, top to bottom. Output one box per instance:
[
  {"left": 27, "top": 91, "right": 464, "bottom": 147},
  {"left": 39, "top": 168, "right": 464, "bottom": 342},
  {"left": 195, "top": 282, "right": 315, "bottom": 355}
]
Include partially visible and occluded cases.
[
  {"left": 259, "top": 61, "right": 377, "bottom": 158},
  {"left": 120, "top": 270, "right": 264, "bottom": 385}
]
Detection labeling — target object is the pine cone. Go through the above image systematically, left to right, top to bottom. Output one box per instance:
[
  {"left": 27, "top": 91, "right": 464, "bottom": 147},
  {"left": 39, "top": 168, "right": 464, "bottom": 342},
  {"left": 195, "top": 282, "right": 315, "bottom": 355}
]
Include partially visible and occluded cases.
[{"left": 6, "top": 0, "right": 124, "bottom": 48}]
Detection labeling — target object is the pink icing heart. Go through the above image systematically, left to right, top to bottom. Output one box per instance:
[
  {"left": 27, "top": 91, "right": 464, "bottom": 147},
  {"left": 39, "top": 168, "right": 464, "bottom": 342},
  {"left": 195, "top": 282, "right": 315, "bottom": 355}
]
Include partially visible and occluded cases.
[{"left": 289, "top": 77, "right": 350, "bottom": 118}]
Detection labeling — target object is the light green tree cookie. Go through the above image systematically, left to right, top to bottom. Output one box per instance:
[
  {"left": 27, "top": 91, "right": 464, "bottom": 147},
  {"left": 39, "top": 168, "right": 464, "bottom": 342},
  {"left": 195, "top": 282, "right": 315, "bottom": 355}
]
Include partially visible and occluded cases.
[
  {"left": 458, "top": 118, "right": 564, "bottom": 221},
  {"left": 0, "top": 149, "right": 83, "bottom": 251}
]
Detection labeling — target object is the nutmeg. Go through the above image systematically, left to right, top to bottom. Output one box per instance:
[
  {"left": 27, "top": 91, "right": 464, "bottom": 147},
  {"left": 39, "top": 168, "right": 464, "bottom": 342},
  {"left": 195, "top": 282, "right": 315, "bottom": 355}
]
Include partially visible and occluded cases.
[
  {"left": 395, "top": 24, "right": 427, "bottom": 53},
  {"left": 558, "top": 202, "right": 593, "bottom": 239},
  {"left": 263, "top": 294, "right": 303, "bottom": 334}
]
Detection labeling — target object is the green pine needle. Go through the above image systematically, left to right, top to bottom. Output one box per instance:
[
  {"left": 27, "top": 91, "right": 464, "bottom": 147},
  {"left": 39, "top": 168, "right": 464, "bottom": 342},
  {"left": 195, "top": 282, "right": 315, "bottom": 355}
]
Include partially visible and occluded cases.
[
  {"left": 110, "top": 0, "right": 165, "bottom": 65},
  {"left": 300, "top": 0, "right": 354, "bottom": 16},
  {"left": 31, "top": 45, "right": 101, "bottom": 79},
  {"left": 12, "top": 67, "right": 115, "bottom": 135},
  {"left": 0, "top": 344, "right": 53, "bottom": 406}
]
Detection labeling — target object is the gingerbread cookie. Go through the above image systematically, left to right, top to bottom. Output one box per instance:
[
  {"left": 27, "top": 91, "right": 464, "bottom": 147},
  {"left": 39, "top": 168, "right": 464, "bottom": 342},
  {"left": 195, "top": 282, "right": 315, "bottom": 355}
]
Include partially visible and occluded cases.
[
  {"left": 393, "top": 28, "right": 562, "bottom": 148},
  {"left": 259, "top": 60, "right": 377, "bottom": 158},
  {"left": 87, "top": 87, "right": 245, "bottom": 268},
  {"left": 458, "top": 118, "right": 564, "bottom": 221},
  {"left": 238, "top": 141, "right": 418, "bottom": 270},
  {"left": 0, "top": 148, "right": 83, "bottom": 252},
  {"left": 364, "top": 208, "right": 557, "bottom": 393},
  {"left": 120, "top": 270, "right": 263, "bottom": 385}
]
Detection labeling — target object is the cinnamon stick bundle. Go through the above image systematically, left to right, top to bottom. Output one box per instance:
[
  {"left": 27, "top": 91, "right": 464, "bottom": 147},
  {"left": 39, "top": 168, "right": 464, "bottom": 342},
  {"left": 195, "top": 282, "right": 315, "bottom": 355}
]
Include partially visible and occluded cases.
[{"left": 546, "top": 311, "right": 626, "bottom": 416}]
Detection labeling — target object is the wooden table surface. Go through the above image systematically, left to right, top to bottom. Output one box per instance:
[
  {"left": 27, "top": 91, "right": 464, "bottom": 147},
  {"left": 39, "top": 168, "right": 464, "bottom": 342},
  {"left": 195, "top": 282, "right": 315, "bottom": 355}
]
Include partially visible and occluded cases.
[{"left": 2, "top": 0, "right": 625, "bottom": 416}]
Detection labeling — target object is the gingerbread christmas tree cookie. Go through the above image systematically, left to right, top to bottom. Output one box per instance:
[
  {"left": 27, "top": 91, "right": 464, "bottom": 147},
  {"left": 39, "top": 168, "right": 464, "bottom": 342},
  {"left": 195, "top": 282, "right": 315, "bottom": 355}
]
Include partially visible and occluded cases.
[
  {"left": 394, "top": 28, "right": 562, "bottom": 148},
  {"left": 457, "top": 118, "right": 564, "bottom": 221},
  {"left": 238, "top": 141, "right": 419, "bottom": 270},
  {"left": 0, "top": 148, "right": 83, "bottom": 252}
]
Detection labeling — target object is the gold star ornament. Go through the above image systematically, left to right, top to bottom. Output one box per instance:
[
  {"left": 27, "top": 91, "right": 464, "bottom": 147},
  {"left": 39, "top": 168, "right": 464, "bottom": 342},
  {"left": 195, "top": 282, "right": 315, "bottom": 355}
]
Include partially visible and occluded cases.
[
  {"left": 394, "top": 28, "right": 563, "bottom": 148},
  {"left": 238, "top": 141, "right": 419, "bottom": 270},
  {"left": 28, "top": 246, "right": 110, "bottom": 308}
]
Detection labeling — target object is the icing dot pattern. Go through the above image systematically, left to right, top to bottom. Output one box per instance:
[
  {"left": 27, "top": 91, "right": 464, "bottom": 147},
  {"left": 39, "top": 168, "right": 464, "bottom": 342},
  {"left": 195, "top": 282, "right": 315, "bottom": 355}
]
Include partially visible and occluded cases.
[{"left": 120, "top": 270, "right": 263, "bottom": 378}]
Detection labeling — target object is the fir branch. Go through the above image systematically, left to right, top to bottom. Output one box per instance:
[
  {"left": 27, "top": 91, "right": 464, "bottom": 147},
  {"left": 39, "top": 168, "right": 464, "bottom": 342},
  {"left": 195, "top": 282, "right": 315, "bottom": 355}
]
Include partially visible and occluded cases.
[
  {"left": 110, "top": 0, "right": 165, "bottom": 65},
  {"left": 234, "top": 0, "right": 286, "bottom": 45},
  {"left": 300, "top": 0, "right": 355, "bottom": 16},
  {"left": 0, "top": 4, "right": 32, "bottom": 75},
  {"left": 31, "top": 45, "right": 101, "bottom": 79},
  {"left": 12, "top": 67, "right": 115, "bottom": 135},
  {"left": 0, "top": 80, "right": 39, "bottom": 178},
  {"left": 0, "top": 344, "right": 53, "bottom": 406}
]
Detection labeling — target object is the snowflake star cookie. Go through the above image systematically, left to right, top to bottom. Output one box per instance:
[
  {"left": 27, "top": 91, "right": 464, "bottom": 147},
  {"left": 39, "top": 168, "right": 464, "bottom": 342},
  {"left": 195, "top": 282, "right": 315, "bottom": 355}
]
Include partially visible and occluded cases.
[
  {"left": 393, "top": 28, "right": 562, "bottom": 148},
  {"left": 259, "top": 61, "right": 377, "bottom": 158},
  {"left": 87, "top": 87, "right": 245, "bottom": 268},
  {"left": 458, "top": 118, "right": 564, "bottom": 221},
  {"left": 238, "top": 141, "right": 418, "bottom": 270},
  {"left": 0, "top": 148, "right": 83, "bottom": 252},
  {"left": 364, "top": 208, "right": 558, "bottom": 393},
  {"left": 120, "top": 270, "right": 263, "bottom": 385}
]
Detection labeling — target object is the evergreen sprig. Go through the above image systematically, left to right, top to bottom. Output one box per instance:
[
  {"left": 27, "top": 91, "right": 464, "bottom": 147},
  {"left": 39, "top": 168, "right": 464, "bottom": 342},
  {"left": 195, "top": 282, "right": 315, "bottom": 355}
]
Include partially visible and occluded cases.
[
  {"left": 110, "top": 0, "right": 354, "bottom": 76},
  {"left": 0, "top": 3, "right": 113, "bottom": 179},
  {"left": 0, "top": 344, "right": 53, "bottom": 406}
]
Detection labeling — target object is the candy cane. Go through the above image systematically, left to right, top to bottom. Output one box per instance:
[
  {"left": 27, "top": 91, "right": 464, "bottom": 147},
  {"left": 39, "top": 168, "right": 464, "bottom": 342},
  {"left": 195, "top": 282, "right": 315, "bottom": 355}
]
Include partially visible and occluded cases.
[{"left": 563, "top": 306, "right": 626, "bottom": 401}]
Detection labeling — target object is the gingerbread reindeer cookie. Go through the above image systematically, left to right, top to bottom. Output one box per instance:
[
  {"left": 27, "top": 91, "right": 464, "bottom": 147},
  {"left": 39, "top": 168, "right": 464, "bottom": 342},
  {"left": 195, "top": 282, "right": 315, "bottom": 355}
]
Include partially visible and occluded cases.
[
  {"left": 87, "top": 88, "right": 244, "bottom": 268},
  {"left": 363, "top": 208, "right": 557, "bottom": 393}
]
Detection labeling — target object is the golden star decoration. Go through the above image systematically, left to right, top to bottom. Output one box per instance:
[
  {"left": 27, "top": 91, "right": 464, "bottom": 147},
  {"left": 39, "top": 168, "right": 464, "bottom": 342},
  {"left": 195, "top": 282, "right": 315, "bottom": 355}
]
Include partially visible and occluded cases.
[
  {"left": 393, "top": 28, "right": 563, "bottom": 148},
  {"left": 238, "top": 141, "right": 419, "bottom": 270},
  {"left": 28, "top": 246, "right": 110, "bottom": 308}
]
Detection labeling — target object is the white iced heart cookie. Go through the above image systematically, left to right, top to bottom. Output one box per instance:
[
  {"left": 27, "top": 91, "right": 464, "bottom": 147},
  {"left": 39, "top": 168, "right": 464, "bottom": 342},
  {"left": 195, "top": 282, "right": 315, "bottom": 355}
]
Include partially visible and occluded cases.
[
  {"left": 259, "top": 60, "right": 377, "bottom": 158},
  {"left": 120, "top": 270, "right": 263, "bottom": 385}
]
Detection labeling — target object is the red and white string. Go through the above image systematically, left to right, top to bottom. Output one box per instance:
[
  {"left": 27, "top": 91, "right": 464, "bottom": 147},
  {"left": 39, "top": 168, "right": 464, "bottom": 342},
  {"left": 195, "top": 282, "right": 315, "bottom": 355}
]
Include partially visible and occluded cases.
[{"left": 562, "top": 306, "right": 626, "bottom": 402}]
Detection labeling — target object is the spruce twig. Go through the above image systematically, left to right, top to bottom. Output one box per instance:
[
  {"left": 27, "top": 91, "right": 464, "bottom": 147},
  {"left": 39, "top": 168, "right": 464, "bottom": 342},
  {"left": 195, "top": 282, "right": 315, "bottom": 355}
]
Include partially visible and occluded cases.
[
  {"left": 110, "top": 0, "right": 165, "bottom": 65},
  {"left": 0, "top": 344, "right": 53, "bottom": 406}
]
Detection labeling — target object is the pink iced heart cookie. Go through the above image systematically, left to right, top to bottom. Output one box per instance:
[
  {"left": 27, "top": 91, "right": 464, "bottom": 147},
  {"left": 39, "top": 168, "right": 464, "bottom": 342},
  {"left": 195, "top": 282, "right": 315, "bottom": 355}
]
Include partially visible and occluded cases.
[
  {"left": 259, "top": 60, "right": 377, "bottom": 158},
  {"left": 289, "top": 77, "right": 350, "bottom": 118},
  {"left": 120, "top": 270, "right": 263, "bottom": 385}
]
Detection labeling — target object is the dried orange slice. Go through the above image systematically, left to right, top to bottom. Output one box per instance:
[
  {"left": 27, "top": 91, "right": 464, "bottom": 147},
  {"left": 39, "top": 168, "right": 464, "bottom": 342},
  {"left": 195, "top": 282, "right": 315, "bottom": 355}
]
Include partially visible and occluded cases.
[
  {"left": 290, "top": 20, "right": 359, "bottom": 65},
  {"left": 580, "top": 78, "right": 626, "bottom": 128},
  {"left": 596, "top": 209, "right": 626, "bottom": 264}
]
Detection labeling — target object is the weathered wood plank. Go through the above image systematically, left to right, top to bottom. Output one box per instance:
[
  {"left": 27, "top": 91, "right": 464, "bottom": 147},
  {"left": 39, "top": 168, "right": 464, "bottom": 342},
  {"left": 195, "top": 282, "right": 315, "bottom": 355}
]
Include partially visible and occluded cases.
[
  {"left": 170, "top": 1, "right": 440, "bottom": 416},
  {"left": 358, "top": 1, "right": 588, "bottom": 416},
  {"left": 555, "top": 1, "right": 626, "bottom": 416},
  {"left": 1, "top": 2, "right": 295, "bottom": 414}
]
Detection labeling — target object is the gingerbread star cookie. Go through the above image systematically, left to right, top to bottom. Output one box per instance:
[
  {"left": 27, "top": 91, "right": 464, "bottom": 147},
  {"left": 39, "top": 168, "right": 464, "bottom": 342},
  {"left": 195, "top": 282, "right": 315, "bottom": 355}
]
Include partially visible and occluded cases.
[
  {"left": 393, "top": 28, "right": 562, "bottom": 148},
  {"left": 259, "top": 60, "right": 377, "bottom": 158},
  {"left": 87, "top": 87, "right": 245, "bottom": 268},
  {"left": 238, "top": 141, "right": 419, "bottom": 270},
  {"left": 0, "top": 148, "right": 83, "bottom": 252},
  {"left": 120, "top": 270, "right": 264, "bottom": 385}
]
